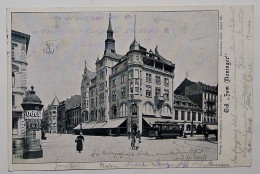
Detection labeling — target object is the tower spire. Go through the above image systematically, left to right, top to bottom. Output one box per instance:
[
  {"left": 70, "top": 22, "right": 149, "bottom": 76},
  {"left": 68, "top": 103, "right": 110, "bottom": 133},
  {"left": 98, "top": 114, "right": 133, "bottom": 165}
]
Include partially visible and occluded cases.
[
  {"left": 108, "top": 13, "right": 112, "bottom": 32},
  {"left": 134, "top": 15, "right": 136, "bottom": 41},
  {"left": 85, "top": 60, "right": 87, "bottom": 69}
]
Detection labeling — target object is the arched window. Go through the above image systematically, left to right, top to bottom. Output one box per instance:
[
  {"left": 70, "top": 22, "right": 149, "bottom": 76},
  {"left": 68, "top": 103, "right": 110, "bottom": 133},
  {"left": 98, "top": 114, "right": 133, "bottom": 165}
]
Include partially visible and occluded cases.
[
  {"left": 143, "top": 102, "right": 155, "bottom": 116},
  {"left": 119, "top": 103, "right": 128, "bottom": 117},
  {"left": 111, "top": 105, "right": 117, "bottom": 118},
  {"left": 161, "top": 105, "right": 172, "bottom": 116}
]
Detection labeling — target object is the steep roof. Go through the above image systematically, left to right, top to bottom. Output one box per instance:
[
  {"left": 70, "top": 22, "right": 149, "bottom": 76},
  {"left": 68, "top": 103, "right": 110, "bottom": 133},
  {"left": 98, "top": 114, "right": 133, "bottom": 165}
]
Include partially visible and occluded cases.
[
  {"left": 174, "top": 78, "right": 196, "bottom": 95},
  {"left": 50, "top": 96, "right": 59, "bottom": 106}
]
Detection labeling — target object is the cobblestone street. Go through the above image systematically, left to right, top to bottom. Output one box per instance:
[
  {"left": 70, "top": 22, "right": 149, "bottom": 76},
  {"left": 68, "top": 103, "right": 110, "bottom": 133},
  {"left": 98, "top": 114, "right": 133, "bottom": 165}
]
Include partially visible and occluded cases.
[{"left": 13, "top": 133, "right": 217, "bottom": 163}]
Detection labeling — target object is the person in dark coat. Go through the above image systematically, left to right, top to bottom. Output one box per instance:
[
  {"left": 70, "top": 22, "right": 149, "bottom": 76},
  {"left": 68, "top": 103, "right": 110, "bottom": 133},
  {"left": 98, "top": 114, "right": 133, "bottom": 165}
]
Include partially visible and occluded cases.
[
  {"left": 204, "top": 131, "right": 209, "bottom": 141},
  {"left": 75, "top": 133, "right": 84, "bottom": 153}
]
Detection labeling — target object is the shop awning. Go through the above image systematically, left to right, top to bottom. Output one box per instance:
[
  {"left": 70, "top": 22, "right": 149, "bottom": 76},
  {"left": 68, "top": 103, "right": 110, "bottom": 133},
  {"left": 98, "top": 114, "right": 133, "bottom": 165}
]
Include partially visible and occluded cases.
[
  {"left": 143, "top": 117, "right": 174, "bottom": 126},
  {"left": 102, "top": 118, "right": 126, "bottom": 128},
  {"left": 83, "top": 122, "right": 97, "bottom": 129},
  {"left": 92, "top": 122, "right": 107, "bottom": 129},
  {"left": 73, "top": 123, "right": 88, "bottom": 130},
  {"left": 206, "top": 125, "right": 218, "bottom": 130}
]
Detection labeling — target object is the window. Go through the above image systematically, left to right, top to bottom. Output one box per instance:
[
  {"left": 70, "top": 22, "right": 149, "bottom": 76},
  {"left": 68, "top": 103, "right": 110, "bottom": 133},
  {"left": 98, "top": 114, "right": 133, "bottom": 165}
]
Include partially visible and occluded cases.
[
  {"left": 135, "top": 69, "right": 139, "bottom": 78},
  {"left": 129, "top": 70, "right": 133, "bottom": 78},
  {"left": 100, "top": 71, "right": 104, "bottom": 79},
  {"left": 12, "top": 73, "right": 15, "bottom": 88},
  {"left": 146, "top": 73, "right": 152, "bottom": 82},
  {"left": 121, "top": 74, "right": 125, "bottom": 83},
  {"left": 156, "top": 76, "right": 161, "bottom": 85},
  {"left": 164, "top": 78, "right": 169, "bottom": 87},
  {"left": 112, "top": 79, "right": 116, "bottom": 87},
  {"left": 135, "top": 79, "right": 139, "bottom": 94},
  {"left": 130, "top": 81, "right": 134, "bottom": 93},
  {"left": 100, "top": 82, "right": 104, "bottom": 91},
  {"left": 146, "top": 85, "right": 152, "bottom": 97},
  {"left": 121, "top": 87, "right": 126, "bottom": 98},
  {"left": 155, "top": 87, "right": 161, "bottom": 97},
  {"left": 164, "top": 89, "right": 169, "bottom": 100},
  {"left": 90, "top": 90, "right": 94, "bottom": 97},
  {"left": 112, "top": 91, "right": 116, "bottom": 101},
  {"left": 99, "top": 93, "right": 104, "bottom": 103},
  {"left": 12, "top": 95, "right": 15, "bottom": 106},
  {"left": 90, "top": 98, "right": 94, "bottom": 107},
  {"left": 120, "top": 103, "right": 128, "bottom": 117},
  {"left": 112, "top": 106, "right": 117, "bottom": 118},
  {"left": 175, "top": 110, "right": 178, "bottom": 120},
  {"left": 181, "top": 111, "right": 185, "bottom": 120},
  {"left": 187, "top": 112, "right": 191, "bottom": 121},
  {"left": 192, "top": 112, "right": 196, "bottom": 121},
  {"left": 198, "top": 113, "right": 201, "bottom": 121}
]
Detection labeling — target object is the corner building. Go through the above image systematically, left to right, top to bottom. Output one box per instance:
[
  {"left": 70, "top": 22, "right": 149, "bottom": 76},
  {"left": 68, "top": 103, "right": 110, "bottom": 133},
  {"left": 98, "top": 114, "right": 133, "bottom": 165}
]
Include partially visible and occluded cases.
[{"left": 76, "top": 15, "right": 175, "bottom": 135}]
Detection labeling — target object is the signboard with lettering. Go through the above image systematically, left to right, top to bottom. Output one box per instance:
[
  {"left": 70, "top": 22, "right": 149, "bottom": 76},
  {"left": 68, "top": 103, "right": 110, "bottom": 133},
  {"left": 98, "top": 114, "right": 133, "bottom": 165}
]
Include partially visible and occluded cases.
[{"left": 24, "top": 110, "right": 42, "bottom": 119}]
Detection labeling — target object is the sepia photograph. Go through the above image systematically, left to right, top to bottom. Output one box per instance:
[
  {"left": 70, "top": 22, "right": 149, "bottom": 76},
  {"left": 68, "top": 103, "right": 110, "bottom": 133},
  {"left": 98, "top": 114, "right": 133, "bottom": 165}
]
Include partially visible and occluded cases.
[{"left": 10, "top": 10, "right": 219, "bottom": 165}]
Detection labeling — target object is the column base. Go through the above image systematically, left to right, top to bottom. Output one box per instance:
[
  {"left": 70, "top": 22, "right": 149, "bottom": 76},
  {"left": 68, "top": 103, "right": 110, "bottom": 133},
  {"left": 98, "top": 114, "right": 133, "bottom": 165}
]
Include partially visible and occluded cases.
[{"left": 23, "top": 149, "right": 43, "bottom": 159}]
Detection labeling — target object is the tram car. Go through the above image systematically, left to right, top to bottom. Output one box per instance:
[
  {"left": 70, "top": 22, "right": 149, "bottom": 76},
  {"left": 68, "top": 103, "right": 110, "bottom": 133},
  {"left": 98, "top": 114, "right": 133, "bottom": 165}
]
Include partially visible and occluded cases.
[{"left": 148, "top": 122, "right": 182, "bottom": 139}]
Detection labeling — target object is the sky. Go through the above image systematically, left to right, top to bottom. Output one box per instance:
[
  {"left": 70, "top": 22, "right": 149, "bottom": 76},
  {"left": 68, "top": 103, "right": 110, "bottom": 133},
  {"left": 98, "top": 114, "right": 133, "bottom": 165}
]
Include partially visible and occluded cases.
[{"left": 12, "top": 11, "right": 218, "bottom": 107}]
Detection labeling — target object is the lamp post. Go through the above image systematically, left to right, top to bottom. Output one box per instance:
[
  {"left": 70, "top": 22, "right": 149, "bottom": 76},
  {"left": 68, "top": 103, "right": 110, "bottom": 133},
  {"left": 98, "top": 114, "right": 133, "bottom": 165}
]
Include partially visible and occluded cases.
[{"left": 189, "top": 106, "right": 194, "bottom": 137}]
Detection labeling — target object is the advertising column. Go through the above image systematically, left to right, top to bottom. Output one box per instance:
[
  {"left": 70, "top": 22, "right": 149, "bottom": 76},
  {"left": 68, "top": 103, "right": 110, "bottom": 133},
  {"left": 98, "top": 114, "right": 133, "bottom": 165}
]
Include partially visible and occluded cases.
[{"left": 21, "top": 86, "right": 44, "bottom": 159}]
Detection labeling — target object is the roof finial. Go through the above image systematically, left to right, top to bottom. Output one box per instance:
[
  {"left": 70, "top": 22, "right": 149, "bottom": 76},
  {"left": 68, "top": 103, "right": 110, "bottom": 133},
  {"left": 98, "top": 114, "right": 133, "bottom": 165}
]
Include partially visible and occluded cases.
[
  {"left": 134, "top": 15, "right": 136, "bottom": 41},
  {"left": 85, "top": 60, "right": 87, "bottom": 69},
  {"left": 185, "top": 69, "right": 189, "bottom": 78}
]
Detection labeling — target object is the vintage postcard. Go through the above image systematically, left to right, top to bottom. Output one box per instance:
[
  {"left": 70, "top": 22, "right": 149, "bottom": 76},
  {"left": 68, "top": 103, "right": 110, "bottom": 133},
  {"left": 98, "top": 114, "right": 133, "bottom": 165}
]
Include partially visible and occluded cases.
[{"left": 7, "top": 6, "right": 253, "bottom": 170}]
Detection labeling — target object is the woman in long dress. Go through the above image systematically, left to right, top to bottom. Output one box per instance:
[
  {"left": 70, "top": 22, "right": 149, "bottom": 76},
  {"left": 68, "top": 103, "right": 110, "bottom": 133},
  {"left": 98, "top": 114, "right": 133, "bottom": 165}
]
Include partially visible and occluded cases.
[{"left": 75, "top": 133, "right": 84, "bottom": 153}]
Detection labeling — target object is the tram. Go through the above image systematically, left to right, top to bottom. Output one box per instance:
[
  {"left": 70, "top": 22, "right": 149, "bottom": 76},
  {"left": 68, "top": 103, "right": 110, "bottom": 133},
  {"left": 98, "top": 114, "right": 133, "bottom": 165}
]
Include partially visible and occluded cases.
[{"left": 148, "top": 122, "right": 182, "bottom": 139}]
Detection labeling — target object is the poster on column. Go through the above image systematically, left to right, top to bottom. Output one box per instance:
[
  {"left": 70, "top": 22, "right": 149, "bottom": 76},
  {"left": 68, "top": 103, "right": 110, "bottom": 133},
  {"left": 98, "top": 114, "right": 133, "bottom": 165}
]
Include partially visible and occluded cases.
[{"left": 7, "top": 6, "right": 253, "bottom": 170}]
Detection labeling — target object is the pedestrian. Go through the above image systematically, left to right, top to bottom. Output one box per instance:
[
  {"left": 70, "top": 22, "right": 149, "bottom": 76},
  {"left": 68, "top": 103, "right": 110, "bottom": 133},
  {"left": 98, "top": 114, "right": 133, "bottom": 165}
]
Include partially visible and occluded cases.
[
  {"left": 128, "top": 131, "right": 131, "bottom": 140},
  {"left": 135, "top": 131, "right": 141, "bottom": 150},
  {"left": 204, "top": 131, "right": 209, "bottom": 141},
  {"left": 75, "top": 133, "right": 84, "bottom": 153},
  {"left": 131, "top": 133, "right": 136, "bottom": 150}
]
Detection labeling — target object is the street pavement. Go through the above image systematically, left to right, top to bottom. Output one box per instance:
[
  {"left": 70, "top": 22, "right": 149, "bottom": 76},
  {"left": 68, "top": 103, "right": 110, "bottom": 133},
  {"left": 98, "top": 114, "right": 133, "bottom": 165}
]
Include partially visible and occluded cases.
[{"left": 13, "top": 133, "right": 217, "bottom": 163}]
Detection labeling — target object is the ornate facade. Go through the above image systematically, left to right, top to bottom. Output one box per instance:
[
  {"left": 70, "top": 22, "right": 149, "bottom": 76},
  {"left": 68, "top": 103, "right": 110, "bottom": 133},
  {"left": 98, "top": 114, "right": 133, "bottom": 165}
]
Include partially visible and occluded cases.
[{"left": 77, "top": 15, "right": 175, "bottom": 135}]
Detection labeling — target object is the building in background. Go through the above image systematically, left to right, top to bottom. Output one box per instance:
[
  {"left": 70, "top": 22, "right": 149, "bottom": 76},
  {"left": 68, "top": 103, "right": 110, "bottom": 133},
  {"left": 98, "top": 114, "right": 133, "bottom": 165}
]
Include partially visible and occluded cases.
[
  {"left": 175, "top": 78, "right": 218, "bottom": 129},
  {"left": 174, "top": 94, "right": 203, "bottom": 135},
  {"left": 57, "top": 95, "right": 81, "bottom": 133},
  {"left": 65, "top": 95, "right": 81, "bottom": 133},
  {"left": 42, "top": 96, "right": 59, "bottom": 133}
]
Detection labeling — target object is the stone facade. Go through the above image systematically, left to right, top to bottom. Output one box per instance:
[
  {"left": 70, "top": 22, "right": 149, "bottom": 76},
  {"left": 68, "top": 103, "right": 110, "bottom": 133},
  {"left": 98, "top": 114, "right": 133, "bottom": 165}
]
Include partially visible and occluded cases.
[
  {"left": 79, "top": 15, "right": 175, "bottom": 135},
  {"left": 11, "top": 30, "right": 30, "bottom": 139},
  {"left": 175, "top": 78, "right": 218, "bottom": 125},
  {"left": 42, "top": 96, "right": 59, "bottom": 133}
]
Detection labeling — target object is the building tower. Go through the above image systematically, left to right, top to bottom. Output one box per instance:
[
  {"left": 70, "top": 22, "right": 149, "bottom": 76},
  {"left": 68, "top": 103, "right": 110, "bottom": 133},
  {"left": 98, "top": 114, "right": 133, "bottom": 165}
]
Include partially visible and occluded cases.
[
  {"left": 104, "top": 13, "right": 116, "bottom": 56},
  {"left": 81, "top": 60, "right": 95, "bottom": 122},
  {"left": 49, "top": 95, "right": 59, "bottom": 133}
]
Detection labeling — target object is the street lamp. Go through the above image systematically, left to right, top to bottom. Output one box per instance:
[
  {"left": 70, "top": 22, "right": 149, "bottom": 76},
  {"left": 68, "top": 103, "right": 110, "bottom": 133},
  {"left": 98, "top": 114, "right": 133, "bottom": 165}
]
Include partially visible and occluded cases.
[{"left": 189, "top": 106, "right": 194, "bottom": 137}]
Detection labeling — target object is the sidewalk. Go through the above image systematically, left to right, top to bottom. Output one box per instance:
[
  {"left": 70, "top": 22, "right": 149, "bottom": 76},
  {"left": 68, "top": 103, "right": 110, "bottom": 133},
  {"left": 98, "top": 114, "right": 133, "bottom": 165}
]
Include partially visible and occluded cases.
[{"left": 179, "top": 134, "right": 218, "bottom": 144}]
